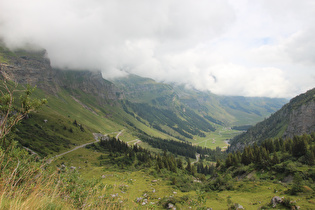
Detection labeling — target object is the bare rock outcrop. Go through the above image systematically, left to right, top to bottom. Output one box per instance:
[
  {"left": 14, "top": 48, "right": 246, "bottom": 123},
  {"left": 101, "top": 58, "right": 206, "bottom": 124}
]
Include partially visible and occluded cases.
[
  {"left": 0, "top": 47, "right": 123, "bottom": 103},
  {"left": 284, "top": 100, "right": 315, "bottom": 138}
]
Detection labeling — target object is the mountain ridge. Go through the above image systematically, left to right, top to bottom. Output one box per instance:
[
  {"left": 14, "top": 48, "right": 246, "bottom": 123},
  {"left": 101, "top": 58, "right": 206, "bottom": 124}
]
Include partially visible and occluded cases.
[{"left": 229, "top": 87, "right": 315, "bottom": 152}]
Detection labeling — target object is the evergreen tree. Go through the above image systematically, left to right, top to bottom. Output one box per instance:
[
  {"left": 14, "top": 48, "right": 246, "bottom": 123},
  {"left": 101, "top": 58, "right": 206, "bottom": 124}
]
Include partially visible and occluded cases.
[
  {"left": 292, "top": 136, "right": 308, "bottom": 157},
  {"left": 274, "top": 138, "right": 281, "bottom": 152},
  {"left": 285, "top": 138, "right": 293, "bottom": 153},
  {"left": 241, "top": 148, "right": 249, "bottom": 165},
  {"left": 305, "top": 150, "right": 315, "bottom": 166},
  {"left": 272, "top": 151, "right": 280, "bottom": 165},
  {"left": 225, "top": 153, "right": 233, "bottom": 168},
  {"left": 176, "top": 158, "right": 183, "bottom": 169},
  {"left": 185, "top": 158, "right": 192, "bottom": 173},
  {"left": 216, "top": 159, "right": 221, "bottom": 168},
  {"left": 291, "top": 173, "right": 304, "bottom": 195}
]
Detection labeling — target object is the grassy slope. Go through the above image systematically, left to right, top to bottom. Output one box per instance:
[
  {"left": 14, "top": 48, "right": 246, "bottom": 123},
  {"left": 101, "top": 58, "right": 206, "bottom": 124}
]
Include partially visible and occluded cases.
[
  {"left": 112, "top": 75, "right": 245, "bottom": 146},
  {"left": 13, "top": 87, "right": 125, "bottom": 156},
  {"left": 3, "top": 144, "right": 313, "bottom": 209},
  {"left": 50, "top": 145, "right": 314, "bottom": 209}
]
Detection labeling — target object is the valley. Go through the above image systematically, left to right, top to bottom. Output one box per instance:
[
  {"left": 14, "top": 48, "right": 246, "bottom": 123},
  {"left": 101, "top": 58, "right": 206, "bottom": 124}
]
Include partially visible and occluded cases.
[{"left": 1, "top": 46, "right": 314, "bottom": 209}]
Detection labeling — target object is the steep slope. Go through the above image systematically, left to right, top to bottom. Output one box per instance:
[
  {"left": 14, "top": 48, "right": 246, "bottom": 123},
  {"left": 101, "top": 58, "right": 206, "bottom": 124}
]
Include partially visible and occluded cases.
[
  {"left": 0, "top": 46, "right": 126, "bottom": 156},
  {"left": 0, "top": 46, "right": 58, "bottom": 94},
  {"left": 54, "top": 69, "right": 123, "bottom": 103},
  {"left": 113, "top": 75, "right": 216, "bottom": 140},
  {"left": 173, "top": 86, "right": 287, "bottom": 126},
  {"left": 230, "top": 87, "right": 315, "bottom": 151}
]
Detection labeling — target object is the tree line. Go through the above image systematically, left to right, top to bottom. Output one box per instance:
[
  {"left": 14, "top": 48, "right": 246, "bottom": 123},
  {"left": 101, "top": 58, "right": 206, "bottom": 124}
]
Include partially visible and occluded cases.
[{"left": 225, "top": 133, "right": 315, "bottom": 169}]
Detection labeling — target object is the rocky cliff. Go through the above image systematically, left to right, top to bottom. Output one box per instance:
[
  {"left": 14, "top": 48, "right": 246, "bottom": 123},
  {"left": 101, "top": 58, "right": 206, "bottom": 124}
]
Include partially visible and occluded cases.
[
  {"left": 0, "top": 46, "right": 122, "bottom": 102},
  {"left": 0, "top": 48, "right": 58, "bottom": 94},
  {"left": 54, "top": 69, "right": 123, "bottom": 102},
  {"left": 229, "top": 87, "right": 315, "bottom": 151},
  {"left": 284, "top": 96, "right": 315, "bottom": 138}
]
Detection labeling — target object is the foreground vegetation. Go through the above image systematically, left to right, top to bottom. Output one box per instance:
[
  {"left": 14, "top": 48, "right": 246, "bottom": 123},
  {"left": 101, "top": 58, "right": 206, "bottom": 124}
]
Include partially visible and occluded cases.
[
  {"left": 1, "top": 78, "right": 314, "bottom": 209},
  {"left": 1, "top": 132, "right": 315, "bottom": 209}
]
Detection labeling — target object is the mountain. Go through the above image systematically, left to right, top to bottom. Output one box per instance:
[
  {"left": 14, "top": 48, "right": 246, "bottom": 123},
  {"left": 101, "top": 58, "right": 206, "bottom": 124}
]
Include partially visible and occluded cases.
[
  {"left": 1, "top": 45, "right": 287, "bottom": 154},
  {"left": 2, "top": 46, "right": 315, "bottom": 210},
  {"left": 112, "top": 74, "right": 287, "bottom": 126},
  {"left": 229, "top": 87, "right": 315, "bottom": 151}
]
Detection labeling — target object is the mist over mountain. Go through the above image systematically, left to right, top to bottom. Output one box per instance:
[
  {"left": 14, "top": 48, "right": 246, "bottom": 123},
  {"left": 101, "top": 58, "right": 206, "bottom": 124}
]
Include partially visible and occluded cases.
[{"left": 1, "top": 0, "right": 315, "bottom": 98}]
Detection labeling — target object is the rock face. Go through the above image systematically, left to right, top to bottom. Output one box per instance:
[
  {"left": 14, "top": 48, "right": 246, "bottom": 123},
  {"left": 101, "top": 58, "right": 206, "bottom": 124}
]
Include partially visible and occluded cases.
[
  {"left": 0, "top": 47, "right": 123, "bottom": 102},
  {"left": 0, "top": 49, "right": 58, "bottom": 94},
  {"left": 54, "top": 69, "right": 123, "bottom": 102},
  {"left": 230, "top": 88, "right": 315, "bottom": 151},
  {"left": 284, "top": 100, "right": 315, "bottom": 138}
]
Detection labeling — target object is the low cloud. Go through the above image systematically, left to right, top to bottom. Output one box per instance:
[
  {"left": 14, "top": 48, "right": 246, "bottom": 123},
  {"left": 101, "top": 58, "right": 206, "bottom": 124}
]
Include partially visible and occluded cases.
[{"left": 0, "top": 0, "right": 314, "bottom": 98}]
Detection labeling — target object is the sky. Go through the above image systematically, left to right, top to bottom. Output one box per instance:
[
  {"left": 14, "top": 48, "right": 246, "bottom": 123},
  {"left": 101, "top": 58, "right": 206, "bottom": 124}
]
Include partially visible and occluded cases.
[{"left": 0, "top": 0, "right": 314, "bottom": 98}]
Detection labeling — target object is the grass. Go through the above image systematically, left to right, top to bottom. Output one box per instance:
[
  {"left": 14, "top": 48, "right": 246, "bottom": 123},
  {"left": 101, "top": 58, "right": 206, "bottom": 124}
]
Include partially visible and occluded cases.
[
  {"left": 12, "top": 87, "right": 128, "bottom": 156},
  {"left": 41, "top": 90, "right": 123, "bottom": 133},
  {"left": 15, "top": 111, "right": 96, "bottom": 156},
  {"left": 189, "top": 126, "right": 243, "bottom": 149},
  {"left": 1, "top": 141, "right": 314, "bottom": 210},
  {"left": 0, "top": 143, "right": 125, "bottom": 209},
  {"left": 51, "top": 146, "right": 178, "bottom": 208}
]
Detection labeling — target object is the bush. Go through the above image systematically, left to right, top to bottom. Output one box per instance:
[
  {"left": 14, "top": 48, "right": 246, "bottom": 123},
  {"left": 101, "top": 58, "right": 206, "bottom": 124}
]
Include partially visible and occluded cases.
[{"left": 290, "top": 173, "right": 304, "bottom": 195}]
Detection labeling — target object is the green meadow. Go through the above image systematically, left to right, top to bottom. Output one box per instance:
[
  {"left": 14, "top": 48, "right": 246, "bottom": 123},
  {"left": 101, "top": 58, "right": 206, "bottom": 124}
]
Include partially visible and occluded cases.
[{"left": 189, "top": 126, "right": 243, "bottom": 149}]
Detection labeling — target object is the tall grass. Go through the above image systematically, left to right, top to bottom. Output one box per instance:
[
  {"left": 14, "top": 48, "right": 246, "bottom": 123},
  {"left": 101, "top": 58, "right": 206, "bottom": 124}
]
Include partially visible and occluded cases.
[{"left": 0, "top": 142, "right": 124, "bottom": 209}]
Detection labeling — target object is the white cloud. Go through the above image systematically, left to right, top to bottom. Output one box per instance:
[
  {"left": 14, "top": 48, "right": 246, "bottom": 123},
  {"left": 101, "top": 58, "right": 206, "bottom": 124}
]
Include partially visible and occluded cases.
[{"left": 0, "top": 0, "right": 314, "bottom": 98}]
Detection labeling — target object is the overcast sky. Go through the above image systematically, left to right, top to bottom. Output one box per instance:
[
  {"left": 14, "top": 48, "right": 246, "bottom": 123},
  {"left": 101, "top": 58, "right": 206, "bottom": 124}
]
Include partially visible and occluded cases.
[{"left": 1, "top": 0, "right": 314, "bottom": 98}]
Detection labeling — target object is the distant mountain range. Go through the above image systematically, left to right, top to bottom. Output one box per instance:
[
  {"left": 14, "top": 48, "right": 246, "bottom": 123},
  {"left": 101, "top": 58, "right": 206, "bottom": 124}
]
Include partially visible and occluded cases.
[{"left": 111, "top": 74, "right": 287, "bottom": 126}]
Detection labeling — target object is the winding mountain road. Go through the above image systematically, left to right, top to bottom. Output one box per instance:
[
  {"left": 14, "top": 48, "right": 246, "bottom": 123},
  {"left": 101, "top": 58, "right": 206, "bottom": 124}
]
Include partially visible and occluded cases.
[
  {"left": 47, "top": 129, "right": 126, "bottom": 162},
  {"left": 116, "top": 129, "right": 124, "bottom": 139},
  {"left": 47, "top": 133, "right": 102, "bottom": 163}
]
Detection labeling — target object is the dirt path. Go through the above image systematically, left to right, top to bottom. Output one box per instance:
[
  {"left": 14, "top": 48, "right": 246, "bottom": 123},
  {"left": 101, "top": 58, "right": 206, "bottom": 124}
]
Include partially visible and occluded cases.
[
  {"left": 47, "top": 130, "right": 125, "bottom": 163},
  {"left": 116, "top": 130, "right": 124, "bottom": 139},
  {"left": 47, "top": 133, "right": 101, "bottom": 163},
  {"left": 127, "top": 139, "right": 138, "bottom": 143},
  {"left": 222, "top": 139, "right": 230, "bottom": 151},
  {"left": 133, "top": 140, "right": 142, "bottom": 145},
  {"left": 23, "top": 146, "right": 38, "bottom": 156},
  {"left": 192, "top": 153, "right": 200, "bottom": 165}
]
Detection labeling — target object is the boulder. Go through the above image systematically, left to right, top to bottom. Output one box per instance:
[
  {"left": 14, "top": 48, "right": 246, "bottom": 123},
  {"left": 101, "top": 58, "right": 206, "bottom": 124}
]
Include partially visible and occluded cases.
[
  {"left": 271, "top": 196, "right": 282, "bottom": 207},
  {"left": 136, "top": 197, "right": 143, "bottom": 203},
  {"left": 167, "top": 203, "right": 175, "bottom": 209},
  {"left": 234, "top": 203, "right": 244, "bottom": 209}
]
